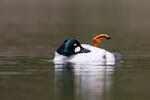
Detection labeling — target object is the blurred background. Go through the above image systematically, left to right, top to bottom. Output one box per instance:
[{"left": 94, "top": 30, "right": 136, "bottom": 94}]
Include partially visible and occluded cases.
[
  {"left": 0, "top": 0, "right": 150, "bottom": 100},
  {"left": 0, "top": 0, "right": 150, "bottom": 57}
]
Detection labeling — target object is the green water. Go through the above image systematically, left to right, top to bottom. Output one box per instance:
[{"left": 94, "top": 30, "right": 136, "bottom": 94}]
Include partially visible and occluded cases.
[
  {"left": 0, "top": 0, "right": 150, "bottom": 100},
  {"left": 0, "top": 55, "right": 150, "bottom": 100}
]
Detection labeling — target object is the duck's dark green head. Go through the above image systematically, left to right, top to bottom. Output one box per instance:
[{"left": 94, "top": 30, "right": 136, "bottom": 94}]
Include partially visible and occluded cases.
[{"left": 56, "top": 38, "right": 90, "bottom": 57}]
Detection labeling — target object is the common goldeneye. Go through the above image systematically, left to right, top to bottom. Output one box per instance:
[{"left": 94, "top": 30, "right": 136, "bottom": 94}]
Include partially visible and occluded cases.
[{"left": 53, "top": 34, "right": 121, "bottom": 65}]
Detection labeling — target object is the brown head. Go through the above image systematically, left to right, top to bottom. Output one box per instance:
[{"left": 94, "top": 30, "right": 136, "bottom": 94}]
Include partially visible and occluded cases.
[{"left": 92, "top": 34, "right": 111, "bottom": 47}]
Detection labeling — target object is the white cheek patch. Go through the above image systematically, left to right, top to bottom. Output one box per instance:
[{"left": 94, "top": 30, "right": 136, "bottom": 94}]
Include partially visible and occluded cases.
[{"left": 74, "top": 46, "right": 81, "bottom": 53}]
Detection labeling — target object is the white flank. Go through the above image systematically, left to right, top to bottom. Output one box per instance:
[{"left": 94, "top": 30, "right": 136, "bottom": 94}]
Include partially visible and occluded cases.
[{"left": 53, "top": 44, "right": 115, "bottom": 65}]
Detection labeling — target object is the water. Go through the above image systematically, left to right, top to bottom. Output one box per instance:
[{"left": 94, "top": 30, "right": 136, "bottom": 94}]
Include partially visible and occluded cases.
[
  {"left": 0, "top": 0, "right": 150, "bottom": 100},
  {"left": 0, "top": 56, "right": 150, "bottom": 100}
]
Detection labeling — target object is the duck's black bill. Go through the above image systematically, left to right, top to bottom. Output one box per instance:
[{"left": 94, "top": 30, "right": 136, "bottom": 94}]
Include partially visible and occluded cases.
[{"left": 79, "top": 47, "right": 91, "bottom": 53}]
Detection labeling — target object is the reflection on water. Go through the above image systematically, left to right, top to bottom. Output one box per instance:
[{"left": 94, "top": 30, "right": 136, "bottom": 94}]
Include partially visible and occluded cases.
[
  {"left": 0, "top": 56, "right": 150, "bottom": 100},
  {"left": 54, "top": 63, "right": 115, "bottom": 100}
]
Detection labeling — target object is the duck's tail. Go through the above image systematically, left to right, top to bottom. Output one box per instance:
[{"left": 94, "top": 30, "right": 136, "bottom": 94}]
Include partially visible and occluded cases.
[{"left": 110, "top": 50, "right": 122, "bottom": 60}]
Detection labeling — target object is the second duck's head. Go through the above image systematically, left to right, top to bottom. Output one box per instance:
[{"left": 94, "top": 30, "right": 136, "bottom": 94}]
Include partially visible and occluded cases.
[{"left": 56, "top": 38, "right": 90, "bottom": 57}]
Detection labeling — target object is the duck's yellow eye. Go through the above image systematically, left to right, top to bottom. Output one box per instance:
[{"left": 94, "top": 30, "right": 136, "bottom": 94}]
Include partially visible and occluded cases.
[{"left": 74, "top": 43, "right": 77, "bottom": 46}]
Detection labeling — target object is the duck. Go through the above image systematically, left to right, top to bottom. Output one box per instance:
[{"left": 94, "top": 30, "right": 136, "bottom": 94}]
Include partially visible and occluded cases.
[{"left": 53, "top": 34, "right": 121, "bottom": 65}]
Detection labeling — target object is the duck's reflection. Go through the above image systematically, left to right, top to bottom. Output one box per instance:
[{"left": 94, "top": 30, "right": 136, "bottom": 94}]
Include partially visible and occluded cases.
[{"left": 54, "top": 63, "right": 115, "bottom": 100}]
